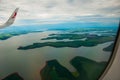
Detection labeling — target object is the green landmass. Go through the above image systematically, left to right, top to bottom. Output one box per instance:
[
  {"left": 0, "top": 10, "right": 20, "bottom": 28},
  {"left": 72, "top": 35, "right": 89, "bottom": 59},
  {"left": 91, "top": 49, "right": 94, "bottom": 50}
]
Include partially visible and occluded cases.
[
  {"left": 0, "top": 31, "right": 42, "bottom": 40},
  {"left": 0, "top": 32, "right": 27, "bottom": 40},
  {"left": 41, "top": 34, "right": 88, "bottom": 40},
  {"left": 18, "top": 35, "right": 115, "bottom": 50},
  {"left": 103, "top": 43, "right": 114, "bottom": 52},
  {"left": 1, "top": 56, "right": 107, "bottom": 80},
  {"left": 40, "top": 56, "right": 107, "bottom": 80},
  {"left": 70, "top": 56, "right": 107, "bottom": 80},
  {"left": 40, "top": 60, "right": 76, "bottom": 80},
  {"left": 2, "top": 73, "right": 23, "bottom": 80}
]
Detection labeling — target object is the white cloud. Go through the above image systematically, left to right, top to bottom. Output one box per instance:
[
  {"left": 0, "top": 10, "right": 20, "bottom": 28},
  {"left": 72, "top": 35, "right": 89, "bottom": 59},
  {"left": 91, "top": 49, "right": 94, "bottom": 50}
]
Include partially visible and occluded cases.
[{"left": 0, "top": 0, "right": 119, "bottom": 25}]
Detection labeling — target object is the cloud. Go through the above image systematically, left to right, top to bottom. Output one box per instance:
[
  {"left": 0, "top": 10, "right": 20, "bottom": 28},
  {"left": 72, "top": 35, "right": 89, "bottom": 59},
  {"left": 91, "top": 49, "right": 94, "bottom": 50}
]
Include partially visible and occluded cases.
[{"left": 0, "top": 0, "right": 119, "bottom": 25}]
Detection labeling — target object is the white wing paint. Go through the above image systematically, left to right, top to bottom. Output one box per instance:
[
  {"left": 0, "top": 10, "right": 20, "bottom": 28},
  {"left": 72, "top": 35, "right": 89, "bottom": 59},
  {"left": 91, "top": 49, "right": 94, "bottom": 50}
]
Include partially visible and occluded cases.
[{"left": 0, "top": 8, "right": 19, "bottom": 29}]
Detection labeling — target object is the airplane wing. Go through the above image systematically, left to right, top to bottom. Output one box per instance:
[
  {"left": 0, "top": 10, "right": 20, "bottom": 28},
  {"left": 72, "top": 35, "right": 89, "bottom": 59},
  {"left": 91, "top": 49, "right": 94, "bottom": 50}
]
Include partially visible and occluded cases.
[{"left": 0, "top": 8, "right": 19, "bottom": 29}]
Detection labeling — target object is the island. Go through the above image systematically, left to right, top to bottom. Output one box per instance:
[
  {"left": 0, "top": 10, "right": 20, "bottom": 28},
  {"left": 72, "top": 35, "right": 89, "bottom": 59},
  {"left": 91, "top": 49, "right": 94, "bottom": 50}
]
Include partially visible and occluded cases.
[
  {"left": 0, "top": 31, "right": 42, "bottom": 40},
  {"left": 41, "top": 33, "right": 88, "bottom": 40},
  {"left": 18, "top": 35, "right": 115, "bottom": 50},
  {"left": 103, "top": 43, "right": 114, "bottom": 52},
  {"left": 1, "top": 56, "right": 108, "bottom": 80},
  {"left": 40, "top": 56, "right": 107, "bottom": 80},
  {"left": 70, "top": 56, "right": 107, "bottom": 80},
  {"left": 40, "top": 59, "right": 76, "bottom": 80},
  {"left": 2, "top": 72, "right": 23, "bottom": 80}
]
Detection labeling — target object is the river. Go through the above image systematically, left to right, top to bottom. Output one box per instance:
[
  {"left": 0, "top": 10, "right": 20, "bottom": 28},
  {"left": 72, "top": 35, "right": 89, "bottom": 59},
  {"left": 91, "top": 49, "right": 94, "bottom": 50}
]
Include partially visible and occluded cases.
[{"left": 0, "top": 31, "right": 112, "bottom": 80}]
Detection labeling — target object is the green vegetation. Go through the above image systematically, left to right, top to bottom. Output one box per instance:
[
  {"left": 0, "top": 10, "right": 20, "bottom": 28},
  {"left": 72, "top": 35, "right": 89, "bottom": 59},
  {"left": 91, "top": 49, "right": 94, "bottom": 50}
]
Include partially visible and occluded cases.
[
  {"left": 0, "top": 31, "right": 42, "bottom": 40},
  {"left": 0, "top": 32, "right": 27, "bottom": 40},
  {"left": 0, "top": 33, "right": 13, "bottom": 40},
  {"left": 41, "top": 34, "right": 88, "bottom": 40},
  {"left": 18, "top": 35, "right": 115, "bottom": 50},
  {"left": 103, "top": 43, "right": 114, "bottom": 52},
  {"left": 1, "top": 56, "right": 107, "bottom": 80},
  {"left": 40, "top": 56, "right": 107, "bottom": 80},
  {"left": 71, "top": 56, "right": 107, "bottom": 80},
  {"left": 40, "top": 60, "right": 76, "bottom": 80},
  {"left": 2, "top": 73, "right": 23, "bottom": 80}
]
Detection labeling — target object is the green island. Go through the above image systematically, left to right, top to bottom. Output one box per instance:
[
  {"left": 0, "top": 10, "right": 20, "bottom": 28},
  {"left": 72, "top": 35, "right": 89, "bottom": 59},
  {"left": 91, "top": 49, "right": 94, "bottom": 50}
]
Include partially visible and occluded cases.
[
  {"left": 0, "top": 31, "right": 42, "bottom": 40},
  {"left": 0, "top": 32, "right": 26, "bottom": 40},
  {"left": 41, "top": 33, "right": 88, "bottom": 40},
  {"left": 18, "top": 35, "right": 115, "bottom": 50},
  {"left": 103, "top": 43, "right": 114, "bottom": 52},
  {"left": 40, "top": 56, "right": 107, "bottom": 80},
  {"left": 70, "top": 56, "right": 107, "bottom": 80},
  {"left": 2, "top": 72, "right": 23, "bottom": 80}
]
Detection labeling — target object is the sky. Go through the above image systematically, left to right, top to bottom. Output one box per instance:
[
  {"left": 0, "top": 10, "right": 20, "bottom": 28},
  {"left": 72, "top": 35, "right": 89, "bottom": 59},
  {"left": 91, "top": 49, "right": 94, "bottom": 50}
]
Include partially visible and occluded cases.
[{"left": 0, "top": 0, "right": 120, "bottom": 25}]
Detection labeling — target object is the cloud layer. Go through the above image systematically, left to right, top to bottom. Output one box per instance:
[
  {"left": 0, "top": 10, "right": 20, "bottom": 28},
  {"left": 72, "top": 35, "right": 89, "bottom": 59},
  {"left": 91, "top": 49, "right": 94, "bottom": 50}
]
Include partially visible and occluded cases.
[{"left": 0, "top": 0, "right": 120, "bottom": 25}]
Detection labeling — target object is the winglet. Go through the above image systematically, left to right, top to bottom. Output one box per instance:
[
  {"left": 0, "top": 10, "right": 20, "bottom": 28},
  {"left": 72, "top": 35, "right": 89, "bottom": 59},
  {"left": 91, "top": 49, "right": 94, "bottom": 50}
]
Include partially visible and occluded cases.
[{"left": 5, "top": 8, "right": 19, "bottom": 25}]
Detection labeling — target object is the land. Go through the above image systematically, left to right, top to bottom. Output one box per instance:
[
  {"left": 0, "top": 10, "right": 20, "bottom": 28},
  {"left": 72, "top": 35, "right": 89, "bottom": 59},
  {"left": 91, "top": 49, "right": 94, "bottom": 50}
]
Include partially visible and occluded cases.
[
  {"left": 0, "top": 31, "right": 42, "bottom": 40},
  {"left": 41, "top": 33, "right": 88, "bottom": 40},
  {"left": 18, "top": 34, "right": 115, "bottom": 50},
  {"left": 103, "top": 43, "right": 114, "bottom": 52},
  {"left": 1, "top": 56, "right": 107, "bottom": 80},
  {"left": 40, "top": 56, "right": 107, "bottom": 80},
  {"left": 70, "top": 56, "right": 107, "bottom": 80},
  {"left": 40, "top": 59, "right": 76, "bottom": 80},
  {"left": 2, "top": 72, "right": 23, "bottom": 80}
]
